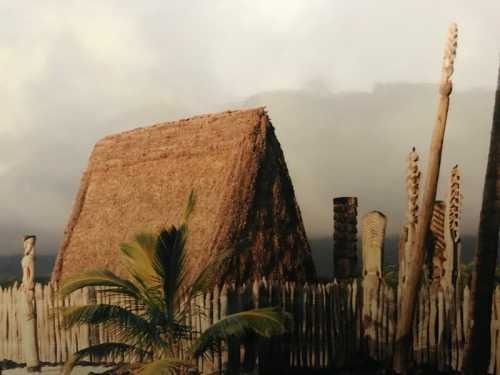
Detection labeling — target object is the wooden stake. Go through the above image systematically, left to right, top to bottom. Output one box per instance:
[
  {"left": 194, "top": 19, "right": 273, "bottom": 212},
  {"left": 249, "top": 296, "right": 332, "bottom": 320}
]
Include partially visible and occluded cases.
[{"left": 394, "top": 23, "right": 458, "bottom": 374}]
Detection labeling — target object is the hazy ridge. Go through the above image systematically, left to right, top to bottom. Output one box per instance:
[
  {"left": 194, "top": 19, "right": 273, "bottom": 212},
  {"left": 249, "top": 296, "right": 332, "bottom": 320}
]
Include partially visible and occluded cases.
[
  {"left": 1, "top": 84, "right": 495, "bottom": 281},
  {"left": 0, "top": 235, "right": 478, "bottom": 282}
]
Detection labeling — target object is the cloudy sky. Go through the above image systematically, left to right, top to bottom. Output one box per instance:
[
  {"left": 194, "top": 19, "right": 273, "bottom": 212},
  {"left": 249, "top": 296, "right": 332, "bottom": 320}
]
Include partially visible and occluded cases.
[{"left": 1, "top": 1, "right": 499, "bottom": 256}]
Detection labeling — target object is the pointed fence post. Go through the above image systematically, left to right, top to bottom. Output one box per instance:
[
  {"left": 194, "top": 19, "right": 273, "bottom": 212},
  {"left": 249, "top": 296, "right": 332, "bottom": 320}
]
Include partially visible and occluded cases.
[{"left": 21, "top": 235, "right": 41, "bottom": 372}]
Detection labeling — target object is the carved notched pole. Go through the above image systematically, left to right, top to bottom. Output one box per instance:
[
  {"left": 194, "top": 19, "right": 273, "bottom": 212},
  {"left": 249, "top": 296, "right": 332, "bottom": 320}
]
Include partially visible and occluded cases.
[
  {"left": 394, "top": 23, "right": 458, "bottom": 374},
  {"left": 398, "top": 147, "right": 421, "bottom": 306},
  {"left": 443, "top": 165, "right": 462, "bottom": 289},
  {"left": 430, "top": 201, "right": 446, "bottom": 288},
  {"left": 21, "top": 235, "right": 41, "bottom": 372}
]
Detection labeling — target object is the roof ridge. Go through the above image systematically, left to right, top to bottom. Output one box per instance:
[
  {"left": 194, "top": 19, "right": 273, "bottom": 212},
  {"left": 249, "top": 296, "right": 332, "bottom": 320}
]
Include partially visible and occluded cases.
[{"left": 98, "top": 106, "right": 267, "bottom": 144}]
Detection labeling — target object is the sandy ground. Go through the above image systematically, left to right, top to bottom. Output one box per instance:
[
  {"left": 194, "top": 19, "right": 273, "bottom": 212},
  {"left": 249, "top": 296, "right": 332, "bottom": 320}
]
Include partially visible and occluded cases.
[{"left": 3, "top": 365, "right": 111, "bottom": 374}]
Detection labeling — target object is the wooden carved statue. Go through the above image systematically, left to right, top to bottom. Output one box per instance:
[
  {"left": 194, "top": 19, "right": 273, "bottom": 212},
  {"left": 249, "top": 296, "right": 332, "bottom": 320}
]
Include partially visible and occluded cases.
[
  {"left": 395, "top": 24, "right": 458, "bottom": 373},
  {"left": 398, "top": 148, "right": 421, "bottom": 302},
  {"left": 443, "top": 165, "right": 462, "bottom": 287},
  {"left": 428, "top": 166, "right": 462, "bottom": 290},
  {"left": 333, "top": 197, "right": 358, "bottom": 278},
  {"left": 429, "top": 201, "right": 446, "bottom": 287},
  {"left": 361, "top": 211, "right": 387, "bottom": 358},
  {"left": 362, "top": 211, "right": 387, "bottom": 278},
  {"left": 21, "top": 235, "right": 41, "bottom": 372},
  {"left": 22, "top": 236, "right": 36, "bottom": 292}
]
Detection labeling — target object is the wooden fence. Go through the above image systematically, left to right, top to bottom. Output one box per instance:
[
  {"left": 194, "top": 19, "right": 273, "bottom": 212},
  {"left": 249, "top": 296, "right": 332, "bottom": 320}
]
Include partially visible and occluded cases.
[{"left": 1, "top": 279, "right": 500, "bottom": 373}]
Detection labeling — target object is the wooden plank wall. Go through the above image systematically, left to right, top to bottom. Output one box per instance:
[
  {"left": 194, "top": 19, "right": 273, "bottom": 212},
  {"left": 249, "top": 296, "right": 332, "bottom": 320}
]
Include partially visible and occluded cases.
[{"left": 1, "top": 280, "right": 500, "bottom": 373}]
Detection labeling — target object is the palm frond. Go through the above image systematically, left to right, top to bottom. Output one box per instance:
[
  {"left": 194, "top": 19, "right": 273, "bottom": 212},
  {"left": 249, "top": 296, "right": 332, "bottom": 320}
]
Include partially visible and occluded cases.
[
  {"left": 182, "top": 191, "right": 195, "bottom": 223},
  {"left": 156, "top": 225, "right": 187, "bottom": 315},
  {"left": 120, "top": 238, "right": 158, "bottom": 286},
  {"left": 59, "top": 269, "right": 141, "bottom": 298},
  {"left": 61, "top": 303, "right": 169, "bottom": 352},
  {"left": 62, "top": 303, "right": 145, "bottom": 329},
  {"left": 192, "top": 307, "right": 291, "bottom": 358},
  {"left": 61, "top": 343, "right": 143, "bottom": 375},
  {"left": 138, "top": 358, "right": 194, "bottom": 375}
]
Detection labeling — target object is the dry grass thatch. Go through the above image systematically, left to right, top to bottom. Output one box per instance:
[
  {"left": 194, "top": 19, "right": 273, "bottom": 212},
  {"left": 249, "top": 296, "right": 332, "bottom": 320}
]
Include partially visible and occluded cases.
[{"left": 51, "top": 107, "right": 316, "bottom": 285}]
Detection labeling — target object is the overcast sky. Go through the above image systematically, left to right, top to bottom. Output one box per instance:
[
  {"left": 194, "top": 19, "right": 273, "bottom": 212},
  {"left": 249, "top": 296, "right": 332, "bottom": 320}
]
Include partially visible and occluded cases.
[{"left": 1, "top": 1, "right": 499, "bottom": 255}]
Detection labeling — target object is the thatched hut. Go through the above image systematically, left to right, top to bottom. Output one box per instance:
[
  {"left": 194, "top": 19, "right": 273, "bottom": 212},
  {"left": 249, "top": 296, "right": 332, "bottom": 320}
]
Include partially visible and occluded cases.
[{"left": 51, "top": 107, "right": 316, "bottom": 285}]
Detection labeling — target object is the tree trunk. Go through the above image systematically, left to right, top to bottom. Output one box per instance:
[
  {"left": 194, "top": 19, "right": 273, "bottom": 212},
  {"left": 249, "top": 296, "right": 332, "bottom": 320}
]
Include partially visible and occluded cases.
[
  {"left": 393, "top": 24, "right": 458, "bottom": 374},
  {"left": 462, "top": 62, "right": 500, "bottom": 374}
]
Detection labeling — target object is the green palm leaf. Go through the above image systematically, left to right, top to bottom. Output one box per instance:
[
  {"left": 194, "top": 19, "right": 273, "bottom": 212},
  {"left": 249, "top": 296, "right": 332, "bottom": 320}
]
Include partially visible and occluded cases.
[
  {"left": 155, "top": 225, "right": 187, "bottom": 314},
  {"left": 59, "top": 270, "right": 141, "bottom": 300},
  {"left": 61, "top": 303, "right": 164, "bottom": 348},
  {"left": 192, "top": 307, "right": 291, "bottom": 358}
]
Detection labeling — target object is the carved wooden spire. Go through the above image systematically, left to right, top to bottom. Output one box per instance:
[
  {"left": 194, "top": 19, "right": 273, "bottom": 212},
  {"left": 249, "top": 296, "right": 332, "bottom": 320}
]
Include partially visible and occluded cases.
[
  {"left": 394, "top": 23, "right": 459, "bottom": 372},
  {"left": 440, "top": 23, "right": 458, "bottom": 96},
  {"left": 398, "top": 147, "right": 422, "bottom": 305},
  {"left": 405, "top": 147, "right": 421, "bottom": 227},
  {"left": 442, "top": 165, "right": 462, "bottom": 287},
  {"left": 447, "top": 165, "right": 461, "bottom": 243},
  {"left": 430, "top": 201, "right": 446, "bottom": 284}
]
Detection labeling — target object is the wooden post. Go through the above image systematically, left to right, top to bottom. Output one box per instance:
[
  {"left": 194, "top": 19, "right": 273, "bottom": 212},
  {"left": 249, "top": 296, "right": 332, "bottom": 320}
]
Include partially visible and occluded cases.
[
  {"left": 394, "top": 23, "right": 458, "bottom": 374},
  {"left": 398, "top": 148, "right": 421, "bottom": 308},
  {"left": 443, "top": 165, "right": 462, "bottom": 289},
  {"left": 333, "top": 197, "right": 358, "bottom": 278},
  {"left": 430, "top": 201, "right": 446, "bottom": 288},
  {"left": 361, "top": 211, "right": 386, "bottom": 360},
  {"left": 361, "top": 211, "right": 386, "bottom": 279},
  {"left": 21, "top": 235, "right": 41, "bottom": 372}
]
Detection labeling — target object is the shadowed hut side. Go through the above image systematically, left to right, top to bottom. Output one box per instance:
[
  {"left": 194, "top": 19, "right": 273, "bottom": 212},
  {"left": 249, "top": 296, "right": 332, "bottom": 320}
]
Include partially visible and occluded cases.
[{"left": 51, "top": 107, "right": 316, "bottom": 286}]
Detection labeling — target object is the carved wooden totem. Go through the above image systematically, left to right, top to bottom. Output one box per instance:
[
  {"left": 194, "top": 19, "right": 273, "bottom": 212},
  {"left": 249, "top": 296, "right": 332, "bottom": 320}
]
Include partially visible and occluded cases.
[
  {"left": 395, "top": 24, "right": 458, "bottom": 372},
  {"left": 398, "top": 147, "right": 421, "bottom": 299},
  {"left": 443, "top": 165, "right": 462, "bottom": 288},
  {"left": 428, "top": 166, "right": 462, "bottom": 290},
  {"left": 333, "top": 197, "right": 358, "bottom": 278},
  {"left": 430, "top": 200, "right": 446, "bottom": 287},
  {"left": 361, "top": 211, "right": 387, "bottom": 358},
  {"left": 362, "top": 211, "right": 387, "bottom": 278},
  {"left": 21, "top": 235, "right": 41, "bottom": 372}
]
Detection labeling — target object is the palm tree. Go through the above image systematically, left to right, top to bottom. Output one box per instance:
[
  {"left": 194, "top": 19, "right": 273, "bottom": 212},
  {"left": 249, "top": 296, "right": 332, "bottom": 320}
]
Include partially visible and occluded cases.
[{"left": 59, "top": 193, "right": 290, "bottom": 374}]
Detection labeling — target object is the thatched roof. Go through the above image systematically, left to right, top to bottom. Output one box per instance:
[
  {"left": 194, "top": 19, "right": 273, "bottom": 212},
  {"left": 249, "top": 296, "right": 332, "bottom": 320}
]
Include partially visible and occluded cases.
[{"left": 51, "top": 107, "right": 316, "bottom": 284}]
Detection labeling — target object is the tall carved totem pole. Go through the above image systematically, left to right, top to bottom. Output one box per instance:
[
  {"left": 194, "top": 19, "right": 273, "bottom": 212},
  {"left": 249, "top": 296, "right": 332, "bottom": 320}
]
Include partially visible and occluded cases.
[
  {"left": 333, "top": 197, "right": 358, "bottom": 278},
  {"left": 21, "top": 235, "right": 41, "bottom": 372}
]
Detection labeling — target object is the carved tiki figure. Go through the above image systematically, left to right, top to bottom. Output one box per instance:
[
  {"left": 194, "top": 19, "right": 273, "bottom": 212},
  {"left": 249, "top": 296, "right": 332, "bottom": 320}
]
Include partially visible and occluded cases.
[
  {"left": 333, "top": 197, "right": 358, "bottom": 278},
  {"left": 21, "top": 235, "right": 41, "bottom": 372}
]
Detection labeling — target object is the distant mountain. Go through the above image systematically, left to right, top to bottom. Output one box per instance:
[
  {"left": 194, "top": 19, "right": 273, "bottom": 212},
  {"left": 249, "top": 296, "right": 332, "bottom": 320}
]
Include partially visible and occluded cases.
[
  {"left": 2, "top": 83, "right": 495, "bottom": 285},
  {"left": 242, "top": 84, "right": 494, "bottom": 238},
  {"left": 310, "top": 234, "right": 477, "bottom": 278},
  {"left": 0, "top": 235, "right": 479, "bottom": 283},
  {"left": 0, "top": 255, "right": 55, "bottom": 285}
]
